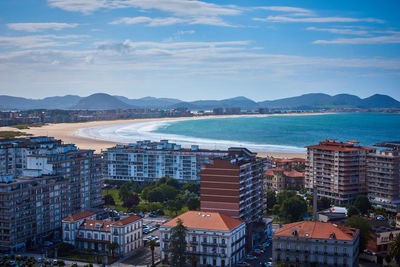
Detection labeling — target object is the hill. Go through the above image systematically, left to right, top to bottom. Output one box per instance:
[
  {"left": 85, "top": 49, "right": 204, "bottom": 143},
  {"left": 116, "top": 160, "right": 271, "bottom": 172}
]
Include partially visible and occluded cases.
[{"left": 71, "top": 93, "right": 133, "bottom": 110}]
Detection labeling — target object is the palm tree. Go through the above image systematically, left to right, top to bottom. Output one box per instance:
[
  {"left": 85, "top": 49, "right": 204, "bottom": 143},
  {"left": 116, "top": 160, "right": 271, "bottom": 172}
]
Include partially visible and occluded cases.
[
  {"left": 389, "top": 233, "right": 400, "bottom": 264},
  {"left": 148, "top": 239, "right": 157, "bottom": 267},
  {"left": 106, "top": 242, "right": 119, "bottom": 258}
]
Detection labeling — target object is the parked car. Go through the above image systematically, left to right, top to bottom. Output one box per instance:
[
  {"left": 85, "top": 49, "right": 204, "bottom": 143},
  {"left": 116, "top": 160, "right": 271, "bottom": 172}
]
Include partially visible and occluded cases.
[
  {"left": 149, "top": 213, "right": 157, "bottom": 217},
  {"left": 253, "top": 249, "right": 264, "bottom": 254},
  {"left": 251, "top": 251, "right": 262, "bottom": 257},
  {"left": 245, "top": 254, "right": 257, "bottom": 260},
  {"left": 237, "top": 261, "right": 250, "bottom": 266}
]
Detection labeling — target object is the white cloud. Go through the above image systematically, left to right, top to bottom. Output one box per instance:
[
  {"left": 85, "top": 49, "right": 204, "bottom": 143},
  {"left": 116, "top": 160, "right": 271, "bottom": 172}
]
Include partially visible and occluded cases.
[
  {"left": 47, "top": 0, "right": 241, "bottom": 16},
  {"left": 256, "top": 6, "right": 313, "bottom": 16},
  {"left": 111, "top": 16, "right": 186, "bottom": 26},
  {"left": 254, "top": 16, "right": 384, "bottom": 23},
  {"left": 7, "top": 22, "right": 78, "bottom": 32},
  {"left": 306, "top": 26, "right": 369, "bottom": 36},
  {"left": 0, "top": 34, "right": 86, "bottom": 49},
  {"left": 314, "top": 34, "right": 400, "bottom": 44}
]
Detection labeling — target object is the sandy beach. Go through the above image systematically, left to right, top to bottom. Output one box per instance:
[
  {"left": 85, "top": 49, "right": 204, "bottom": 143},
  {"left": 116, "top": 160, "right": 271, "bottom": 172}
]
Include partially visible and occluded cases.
[{"left": 0, "top": 114, "right": 315, "bottom": 158}]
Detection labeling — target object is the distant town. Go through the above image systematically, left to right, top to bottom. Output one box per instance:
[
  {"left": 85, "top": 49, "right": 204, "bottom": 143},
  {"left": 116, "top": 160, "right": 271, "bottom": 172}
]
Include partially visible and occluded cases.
[{"left": 0, "top": 136, "right": 399, "bottom": 266}]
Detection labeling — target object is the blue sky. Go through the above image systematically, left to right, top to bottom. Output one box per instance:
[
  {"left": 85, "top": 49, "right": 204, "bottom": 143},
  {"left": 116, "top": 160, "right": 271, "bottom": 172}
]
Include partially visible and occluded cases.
[{"left": 0, "top": 0, "right": 399, "bottom": 101}]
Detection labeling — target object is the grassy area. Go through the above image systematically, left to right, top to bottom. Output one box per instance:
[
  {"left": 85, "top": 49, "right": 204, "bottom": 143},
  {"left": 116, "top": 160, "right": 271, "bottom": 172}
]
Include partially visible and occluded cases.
[
  {"left": 12, "top": 123, "right": 46, "bottom": 129},
  {"left": 0, "top": 131, "right": 32, "bottom": 139},
  {"left": 102, "top": 189, "right": 130, "bottom": 212},
  {"left": 163, "top": 206, "right": 189, "bottom": 217},
  {"left": 62, "top": 253, "right": 117, "bottom": 264}
]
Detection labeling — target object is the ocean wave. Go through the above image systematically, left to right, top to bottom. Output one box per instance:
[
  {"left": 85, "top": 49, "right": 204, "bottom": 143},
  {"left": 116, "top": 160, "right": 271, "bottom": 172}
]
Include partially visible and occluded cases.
[{"left": 76, "top": 118, "right": 306, "bottom": 153}]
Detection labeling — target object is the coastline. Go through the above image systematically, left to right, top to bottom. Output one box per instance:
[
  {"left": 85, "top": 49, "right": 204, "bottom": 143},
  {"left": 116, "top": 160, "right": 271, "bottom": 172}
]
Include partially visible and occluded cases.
[{"left": 0, "top": 113, "right": 328, "bottom": 158}]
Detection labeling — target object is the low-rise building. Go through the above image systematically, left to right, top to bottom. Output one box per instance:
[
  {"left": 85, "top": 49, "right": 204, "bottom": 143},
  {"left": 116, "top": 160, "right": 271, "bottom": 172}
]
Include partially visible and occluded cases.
[
  {"left": 269, "top": 157, "right": 306, "bottom": 171},
  {"left": 264, "top": 168, "right": 305, "bottom": 191},
  {"left": 160, "top": 211, "right": 246, "bottom": 267},
  {"left": 62, "top": 212, "right": 143, "bottom": 257},
  {"left": 272, "top": 221, "right": 359, "bottom": 267}
]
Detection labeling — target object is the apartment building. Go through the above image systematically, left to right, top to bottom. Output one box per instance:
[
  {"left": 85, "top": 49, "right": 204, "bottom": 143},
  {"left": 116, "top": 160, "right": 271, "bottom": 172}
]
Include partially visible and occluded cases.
[
  {"left": 0, "top": 136, "right": 103, "bottom": 251},
  {"left": 305, "top": 139, "right": 375, "bottom": 205},
  {"left": 103, "top": 140, "right": 228, "bottom": 183},
  {"left": 366, "top": 142, "right": 400, "bottom": 212},
  {"left": 200, "top": 148, "right": 264, "bottom": 223},
  {"left": 269, "top": 157, "right": 306, "bottom": 171},
  {"left": 265, "top": 168, "right": 305, "bottom": 191},
  {"left": 0, "top": 174, "right": 69, "bottom": 251},
  {"left": 160, "top": 211, "right": 246, "bottom": 267},
  {"left": 62, "top": 212, "right": 143, "bottom": 257},
  {"left": 272, "top": 221, "right": 360, "bottom": 267}
]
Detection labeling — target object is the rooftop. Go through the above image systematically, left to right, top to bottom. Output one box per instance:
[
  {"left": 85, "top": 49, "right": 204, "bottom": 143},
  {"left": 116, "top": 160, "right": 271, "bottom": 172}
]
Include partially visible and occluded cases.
[
  {"left": 306, "top": 139, "right": 375, "bottom": 152},
  {"left": 270, "top": 157, "right": 306, "bottom": 163},
  {"left": 63, "top": 211, "right": 96, "bottom": 222},
  {"left": 163, "top": 211, "right": 244, "bottom": 231},
  {"left": 274, "top": 221, "right": 358, "bottom": 241}
]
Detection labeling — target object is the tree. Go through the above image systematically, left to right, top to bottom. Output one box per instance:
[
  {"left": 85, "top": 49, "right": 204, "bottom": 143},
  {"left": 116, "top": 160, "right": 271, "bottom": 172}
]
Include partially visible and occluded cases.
[
  {"left": 182, "top": 182, "right": 199, "bottom": 194},
  {"left": 119, "top": 184, "right": 132, "bottom": 203},
  {"left": 159, "top": 184, "right": 179, "bottom": 201},
  {"left": 147, "top": 188, "right": 165, "bottom": 202},
  {"left": 266, "top": 190, "right": 276, "bottom": 212},
  {"left": 276, "top": 190, "right": 296, "bottom": 205},
  {"left": 123, "top": 193, "right": 140, "bottom": 208},
  {"left": 103, "top": 194, "right": 115, "bottom": 206},
  {"left": 354, "top": 195, "right": 371, "bottom": 215},
  {"left": 279, "top": 196, "right": 307, "bottom": 222},
  {"left": 187, "top": 197, "right": 200, "bottom": 210},
  {"left": 317, "top": 197, "right": 331, "bottom": 211},
  {"left": 167, "top": 199, "right": 183, "bottom": 215},
  {"left": 347, "top": 206, "right": 360, "bottom": 217},
  {"left": 374, "top": 207, "right": 387, "bottom": 217},
  {"left": 345, "top": 215, "right": 373, "bottom": 252},
  {"left": 169, "top": 219, "right": 187, "bottom": 267},
  {"left": 389, "top": 233, "right": 400, "bottom": 264},
  {"left": 148, "top": 239, "right": 157, "bottom": 267},
  {"left": 56, "top": 242, "right": 75, "bottom": 256},
  {"left": 107, "top": 242, "right": 119, "bottom": 257},
  {"left": 189, "top": 254, "right": 198, "bottom": 267}
]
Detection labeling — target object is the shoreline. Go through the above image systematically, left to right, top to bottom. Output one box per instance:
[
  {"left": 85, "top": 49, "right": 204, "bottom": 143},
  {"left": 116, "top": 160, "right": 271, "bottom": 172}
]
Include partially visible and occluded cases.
[{"left": 0, "top": 113, "right": 329, "bottom": 158}]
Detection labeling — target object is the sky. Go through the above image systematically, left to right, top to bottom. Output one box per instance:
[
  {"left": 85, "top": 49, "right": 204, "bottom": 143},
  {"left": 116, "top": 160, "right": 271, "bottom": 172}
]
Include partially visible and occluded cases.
[{"left": 0, "top": 0, "right": 399, "bottom": 101}]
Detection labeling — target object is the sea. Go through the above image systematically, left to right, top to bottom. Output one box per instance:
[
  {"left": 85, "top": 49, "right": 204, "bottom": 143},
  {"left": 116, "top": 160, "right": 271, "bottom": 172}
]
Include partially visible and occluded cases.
[{"left": 77, "top": 113, "right": 400, "bottom": 153}]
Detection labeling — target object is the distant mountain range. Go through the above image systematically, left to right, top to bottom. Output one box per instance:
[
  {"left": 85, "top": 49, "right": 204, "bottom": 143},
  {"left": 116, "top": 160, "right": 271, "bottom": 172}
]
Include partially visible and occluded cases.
[{"left": 0, "top": 93, "right": 399, "bottom": 111}]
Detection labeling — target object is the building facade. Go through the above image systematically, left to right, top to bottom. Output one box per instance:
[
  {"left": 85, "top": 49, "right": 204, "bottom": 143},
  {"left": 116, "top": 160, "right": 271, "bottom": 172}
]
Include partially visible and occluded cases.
[
  {"left": 0, "top": 137, "right": 103, "bottom": 251},
  {"left": 305, "top": 139, "right": 375, "bottom": 205},
  {"left": 103, "top": 140, "right": 228, "bottom": 183},
  {"left": 366, "top": 142, "right": 400, "bottom": 212},
  {"left": 200, "top": 148, "right": 264, "bottom": 223},
  {"left": 269, "top": 157, "right": 306, "bottom": 171},
  {"left": 264, "top": 168, "right": 305, "bottom": 191},
  {"left": 160, "top": 211, "right": 246, "bottom": 267},
  {"left": 62, "top": 212, "right": 143, "bottom": 257},
  {"left": 272, "top": 221, "right": 360, "bottom": 267}
]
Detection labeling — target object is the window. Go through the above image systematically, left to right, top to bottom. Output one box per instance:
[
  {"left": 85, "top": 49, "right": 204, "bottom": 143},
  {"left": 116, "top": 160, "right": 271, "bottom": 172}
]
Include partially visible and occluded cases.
[
  {"left": 192, "top": 236, "right": 196, "bottom": 242},
  {"left": 203, "top": 237, "right": 207, "bottom": 243},
  {"left": 213, "top": 238, "right": 217, "bottom": 244},
  {"left": 222, "top": 239, "right": 225, "bottom": 244}
]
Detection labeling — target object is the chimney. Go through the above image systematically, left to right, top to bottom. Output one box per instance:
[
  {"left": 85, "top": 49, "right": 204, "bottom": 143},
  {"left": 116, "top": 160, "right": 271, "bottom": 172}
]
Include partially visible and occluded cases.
[{"left": 312, "top": 186, "right": 318, "bottom": 221}]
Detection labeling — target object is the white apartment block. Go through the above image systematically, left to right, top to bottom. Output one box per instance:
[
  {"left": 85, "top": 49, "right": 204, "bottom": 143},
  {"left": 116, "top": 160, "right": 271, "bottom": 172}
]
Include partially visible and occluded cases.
[
  {"left": 103, "top": 140, "right": 228, "bottom": 183},
  {"left": 160, "top": 211, "right": 246, "bottom": 267},
  {"left": 62, "top": 212, "right": 143, "bottom": 257},
  {"left": 272, "top": 221, "right": 360, "bottom": 267}
]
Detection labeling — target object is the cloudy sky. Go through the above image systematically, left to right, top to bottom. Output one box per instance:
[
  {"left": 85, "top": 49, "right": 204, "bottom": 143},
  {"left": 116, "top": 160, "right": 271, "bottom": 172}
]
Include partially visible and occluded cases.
[{"left": 0, "top": 0, "right": 399, "bottom": 101}]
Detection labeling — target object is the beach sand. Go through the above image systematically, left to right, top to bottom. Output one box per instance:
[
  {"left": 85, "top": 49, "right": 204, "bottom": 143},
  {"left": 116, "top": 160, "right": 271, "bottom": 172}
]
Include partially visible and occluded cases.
[{"left": 0, "top": 114, "right": 314, "bottom": 158}]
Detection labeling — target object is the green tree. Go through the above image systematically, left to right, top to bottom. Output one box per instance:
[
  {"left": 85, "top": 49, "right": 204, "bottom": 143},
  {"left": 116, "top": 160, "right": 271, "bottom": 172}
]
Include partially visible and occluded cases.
[
  {"left": 182, "top": 182, "right": 199, "bottom": 194},
  {"left": 119, "top": 183, "right": 132, "bottom": 202},
  {"left": 159, "top": 184, "right": 179, "bottom": 201},
  {"left": 148, "top": 187, "right": 165, "bottom": 202},
  {"left": 266, "top": 190, "right": 276, "bottom": 212},
  {"left": 276, "top": 190, "right": 296, "bottom": 205},
  {"left": 123, "top": 193, "right": 140, "bottom": 208},
  {"left": 103, "top": 194, "right": 115, "bottom": 206},
  {"left": 354, "top": 195, "right": 371, "bottom": 215},
  {"left": 279, "top": 196, "right": 307, "bottom": 222},
  {"left": 187, "top": 197, "right": 200, "bottom": 210},
  {"left": 317, "top": 197, "right": 331, "bottom": 211},
  {"left": 167, "top": 199, "right": 184, "bottom": 215},
  {"left": 347, "top": 206, "right": 360, "bottom": 217},
  {"left": 374, "top": 207, "right": 387, "bottom": 217},
  {"left": 345, "top": 215, "right": 373, "bottom": 252},
  {"left": 169, "top": 219, "right": 187, "bottom": 267},
  {"left": 389, "top": 233, "right": 400, "bottom": 264},
  {"left": 148, "top": 239, "right": 157, "bottom": 267},
  {"left": 55, "top": 242, "right": 75, "bottom": 256},
  {"left": 107, "top": 242, "right": 119, "bottom": 257}
]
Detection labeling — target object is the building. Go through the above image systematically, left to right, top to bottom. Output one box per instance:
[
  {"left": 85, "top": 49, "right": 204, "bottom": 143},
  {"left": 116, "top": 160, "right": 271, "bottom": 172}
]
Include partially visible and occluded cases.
[
  {"left": 0, "top": 136, "right": 103, "bottom": 251},
  {"left": 305, "top": 139, "right": 375, "bottom": 205},
  {"left": 103, "top": 140, "right": 229, "bottom": 183},
  {"left": 366, "top": 142, "right": 400, "bottom": 212},
  {"left": 200, "top": 148, "right": 264, "bottom": 223},
  {"left": 269, "top": 157, "right": 306, "bottom": 171},
  {"left": 264, "top": 168, "right": 305, "bottom": 191},
  {"left": 62, "top": 211, "right": 143, "bottom": 257},
  {"left": 160, "top": 211, "right": 246, "bottom": 267},
  {"left": 397, "top": 213, "right": 400, "bottom": 228},
  {"left": 366, "top": 217, "right": 400, "bottom": 264},
  {"left": 272, "top": 221, "right": 360, "bottom": 267}
]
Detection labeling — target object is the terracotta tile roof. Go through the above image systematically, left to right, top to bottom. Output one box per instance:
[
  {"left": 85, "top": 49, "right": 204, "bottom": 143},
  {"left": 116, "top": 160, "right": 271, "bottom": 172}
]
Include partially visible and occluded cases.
[
  {"left": 306, "top": 140, "right": 375, "bottom": 152},
  {"left": 271, "top": 157, "right": 306, "bottom": 163},
  {"left": 265, "top": 168, "right": 284, "bottom": 176},
  {"left": 283, "top": 170, "right": 305, "bottom": 178},
  {"left": 63, "top": 211, "right": 95, "bottom": 222},
  {"left": 163, "top": 211, "right": 244, "bottom": 231},
  {"left": 397, "top": 213, "right": 400, "bottom": 218},
  {"left": 113, "top": 215, "right": 142, "bottom": 226},
  {"left": 81, "top": 219, "right": 114, "bottom": 231},
  {"left": 274, "top": 221, "right": 358, "bottom": 241}
]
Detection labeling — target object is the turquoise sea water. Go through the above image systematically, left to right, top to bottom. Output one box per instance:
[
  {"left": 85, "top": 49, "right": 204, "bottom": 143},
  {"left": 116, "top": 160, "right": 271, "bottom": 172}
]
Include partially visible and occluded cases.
[{"left": 153, "top": 113, "right": 400, "bottom": 149}]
